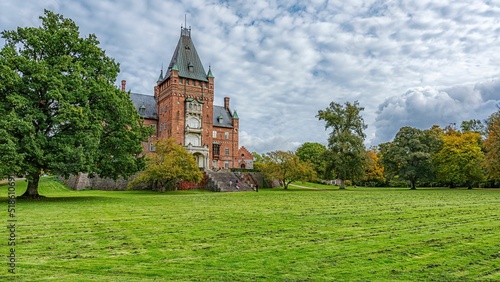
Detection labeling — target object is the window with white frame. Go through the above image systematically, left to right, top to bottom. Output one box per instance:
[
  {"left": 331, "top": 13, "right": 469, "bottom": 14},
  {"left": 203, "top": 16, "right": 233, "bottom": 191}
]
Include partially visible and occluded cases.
[
  {"left": 187, "top": 117, "right": 200, "bottom": 128},
  {"left": 212, "top": 131, "right": 217, "bottom": 138},
  {"left": 224, "top": 132, "right": 229, "bottom": 139},
  {"left": 186, "top": 134, "right": 200, "bottom": 146},
  {"left": 149, "top": 143, "right": 155, "bottom": 152},
  {"left": 224, "top": 148, "right": 230, "bottom": 156}
]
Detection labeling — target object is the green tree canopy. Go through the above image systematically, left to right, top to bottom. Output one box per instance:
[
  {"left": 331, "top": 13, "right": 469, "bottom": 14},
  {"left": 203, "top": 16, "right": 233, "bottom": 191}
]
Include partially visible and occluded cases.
[
  {"left": 0, "top": 10, "right": 151, "bottom": 198},
  {"left": 317, "top": 101, "right": 367, "bottom": 189},
  {"left": 460, "top": 119, "right": 486, "bottom": 137},
  {"left": 380, "top": 126, "right": 442, "bottom": 189},
  {"left": 128, "top": 138, "right": 203, "bottom": 192},
  {"left": 295, "top": 142, "right": 327, "bottom": 179},
  {"left": 260, "top": 151, "right": 316, "bottom": 189}
]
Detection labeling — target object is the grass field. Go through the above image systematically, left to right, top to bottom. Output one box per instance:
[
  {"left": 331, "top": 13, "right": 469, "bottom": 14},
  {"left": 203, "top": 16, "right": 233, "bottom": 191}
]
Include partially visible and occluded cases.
[{"left": 1, "top": 177, "right": 499, "bottom": 281}]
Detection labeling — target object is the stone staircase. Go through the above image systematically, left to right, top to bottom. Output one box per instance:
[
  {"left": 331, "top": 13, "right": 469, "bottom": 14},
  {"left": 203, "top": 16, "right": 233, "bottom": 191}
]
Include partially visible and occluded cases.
[{"left": 205, "top": 170, "right": 256, "bottom": 192}]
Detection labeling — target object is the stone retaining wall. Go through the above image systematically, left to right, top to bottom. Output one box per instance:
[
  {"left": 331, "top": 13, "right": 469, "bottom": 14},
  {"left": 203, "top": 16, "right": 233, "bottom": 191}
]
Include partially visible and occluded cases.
[{"left": 59, "top": 173, "right": 136, "bottom": 190}]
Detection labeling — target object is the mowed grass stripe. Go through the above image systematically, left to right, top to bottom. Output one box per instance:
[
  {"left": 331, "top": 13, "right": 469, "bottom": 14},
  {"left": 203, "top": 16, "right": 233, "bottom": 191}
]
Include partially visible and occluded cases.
[{"left": 0, "top": 177, "right": 499, "bottom": 281}]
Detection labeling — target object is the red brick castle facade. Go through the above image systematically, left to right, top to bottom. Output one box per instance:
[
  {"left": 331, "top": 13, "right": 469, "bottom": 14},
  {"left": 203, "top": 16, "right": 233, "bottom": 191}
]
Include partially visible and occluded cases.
[{"left": 128, "top": 26, "right": 253, "bottom": 169}]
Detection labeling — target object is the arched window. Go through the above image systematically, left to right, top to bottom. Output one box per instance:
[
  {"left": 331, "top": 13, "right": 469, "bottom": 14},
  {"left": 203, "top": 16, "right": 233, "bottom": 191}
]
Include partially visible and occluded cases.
[
  {"left": 187, "top": 117, "right": 200, "bottom": 128},
  {"left": 186, "top": 135, "right": 200, "bottom": 146}
]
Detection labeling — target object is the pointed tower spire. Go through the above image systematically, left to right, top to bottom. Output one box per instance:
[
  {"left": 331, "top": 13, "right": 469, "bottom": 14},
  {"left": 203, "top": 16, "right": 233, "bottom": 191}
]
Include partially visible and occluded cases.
[
  {"left": 165, "top": 26, "right": 206, "bottom": 81},
  {"left": 157, "top": 64, "right": 163, "bottom": 82},
  {"left": 207, "top": 65, "right": 214, "bottom": 78},
  {"left": 232, "top": 110, "right": 239, "bottom": 119}
]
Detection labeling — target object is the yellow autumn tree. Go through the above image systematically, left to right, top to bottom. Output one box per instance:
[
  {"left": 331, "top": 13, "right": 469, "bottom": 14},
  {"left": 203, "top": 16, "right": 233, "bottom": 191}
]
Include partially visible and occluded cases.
[
  {"left": 484, "top": 112, "right": 500, "bottom": 181},
  {"left": 433, "top": 130, "right": 485, "bottom": 188},
  {"left": 128, "top": 138, "right": 203, "bottom": 192},
  {"left": 363, "top": 149, "right": 385, "bottom": 186},
  {"left": 260, "top": 151, "right": 316, "bottom": 189}
]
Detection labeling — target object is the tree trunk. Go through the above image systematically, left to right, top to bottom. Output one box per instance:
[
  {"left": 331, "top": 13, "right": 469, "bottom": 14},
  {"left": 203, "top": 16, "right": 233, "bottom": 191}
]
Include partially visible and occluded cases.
[
  {"left": 20, "top": 173, "right": 43, "bottom": 199},
  {"left": 339, "top": 179, "right": 345, "bottom": 189},
  {"left": 410, "top": 180, "right": 416, "bottom": 190}
]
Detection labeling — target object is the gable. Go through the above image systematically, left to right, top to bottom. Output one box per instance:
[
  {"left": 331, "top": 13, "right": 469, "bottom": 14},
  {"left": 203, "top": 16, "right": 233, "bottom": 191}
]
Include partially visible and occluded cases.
[
  {"left": 130, "top": 92, "right": 158, "bottom": 120},
  {"left": 213, "top": 105, "right": 233, "bottom": 128}
]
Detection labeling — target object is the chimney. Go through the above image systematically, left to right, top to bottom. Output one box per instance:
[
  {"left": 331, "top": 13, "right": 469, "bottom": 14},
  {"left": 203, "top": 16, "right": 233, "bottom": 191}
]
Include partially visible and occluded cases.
[
  {"left": 121, "top": 80, "right": 126, "bottom": 92},
  {"left": 224, "top": 97, "right": 230, "bottom": 110}
]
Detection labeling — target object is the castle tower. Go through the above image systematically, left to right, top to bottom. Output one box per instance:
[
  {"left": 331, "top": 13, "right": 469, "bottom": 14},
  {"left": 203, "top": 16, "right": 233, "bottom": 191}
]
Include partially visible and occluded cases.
[{"left": 154, "top": 26, "right": 216, "bottom": 168}]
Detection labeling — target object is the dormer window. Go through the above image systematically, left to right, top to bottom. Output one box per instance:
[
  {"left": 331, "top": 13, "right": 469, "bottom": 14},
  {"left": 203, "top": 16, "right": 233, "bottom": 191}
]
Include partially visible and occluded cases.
[
  {"left": 188, "top": 62, "right": 194, "bottom": 72},
  {"left": 139, "top": 103, "right": 146, "bottom": 116},
  {"left": 217, "top": 114, "right": 223, "bottom": 124}
]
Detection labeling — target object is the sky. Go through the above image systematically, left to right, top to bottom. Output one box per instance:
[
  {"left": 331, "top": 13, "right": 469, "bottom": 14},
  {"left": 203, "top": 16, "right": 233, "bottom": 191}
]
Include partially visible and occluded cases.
[{"left": 1, "top": 0, "right": 499, "bottom": 153}]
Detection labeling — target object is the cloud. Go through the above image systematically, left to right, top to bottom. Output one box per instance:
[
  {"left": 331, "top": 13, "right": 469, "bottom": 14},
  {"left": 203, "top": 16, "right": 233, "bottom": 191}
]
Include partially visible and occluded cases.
[
  {"left": 1, "top": 0, "right": 499, "bottom": 153},
  {"left": 374, "top": 79, "right": 500, "bottom": 143}
]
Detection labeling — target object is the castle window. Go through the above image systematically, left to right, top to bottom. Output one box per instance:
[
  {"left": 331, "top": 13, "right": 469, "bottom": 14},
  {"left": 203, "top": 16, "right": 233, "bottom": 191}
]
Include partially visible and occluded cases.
[
  {"left": 188, "top": 62, "right": 194, "bottom": 72},
  {"left": 179, "top": 78, "right": 183, "bottom": 84},
  {"left": 139, "top": 103, "right": 146, "bottom": 116},
  {"left": 188, "top": 117, "right": 200, "bottom": 128},
  {"left": 159, "top": 123, "right": 162, "bottom": 132},
  {"left": 212, "top": 131, "right": 217, "bottom": 138},
  {"left": 224, "top": 132, "right": 229, "bottom": 139},
  {"left": 186, "top": 134, "right": 200, "bottom": 146},
  {"left": 150, "top": 143, "right": 155, "bottom": 152},
  {"left": 213, "top": 144, "right": 220, "bottom": 156},
  {"left": 224, "top": 148, "right": 229, "bottom": 156},
  {"left": 224, "top": 161, "right": 229, "bottom": 169}
]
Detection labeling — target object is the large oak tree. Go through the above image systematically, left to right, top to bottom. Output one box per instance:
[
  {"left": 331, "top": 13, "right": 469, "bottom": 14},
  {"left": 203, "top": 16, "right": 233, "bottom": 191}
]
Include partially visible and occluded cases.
[
  {"left": 0, "top": 10, "right": 150, "bottom": 198},
  {"left": 317, "top": 101, "right": 367, "bottom": 189},
  {"left": 380, "top": 126, "right": 442, "bottom": 189}
]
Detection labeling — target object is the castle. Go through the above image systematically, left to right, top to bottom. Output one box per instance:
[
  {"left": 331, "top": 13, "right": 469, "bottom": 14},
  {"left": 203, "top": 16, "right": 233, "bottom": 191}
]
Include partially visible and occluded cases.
[{"left": 127, "top": 26, "right": 253, "bottom": 170}]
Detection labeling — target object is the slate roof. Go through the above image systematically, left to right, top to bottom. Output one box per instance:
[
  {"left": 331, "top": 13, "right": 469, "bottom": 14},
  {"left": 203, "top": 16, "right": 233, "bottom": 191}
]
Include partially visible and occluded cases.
[
  {"left": 163, "top": 27, "right": 208, "bottom": 82},
  {"left": 129, "top": 92, "right": 158, "bottom": 120},
  {"left": 213, "top": 105, "right": 234, "bottom": 128}
]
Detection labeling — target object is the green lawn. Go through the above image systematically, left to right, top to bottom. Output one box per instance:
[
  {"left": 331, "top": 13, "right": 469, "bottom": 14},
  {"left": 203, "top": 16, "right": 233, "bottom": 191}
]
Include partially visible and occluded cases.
[{"left": 1, "top": 177, "right": 499, "bottom": 281}]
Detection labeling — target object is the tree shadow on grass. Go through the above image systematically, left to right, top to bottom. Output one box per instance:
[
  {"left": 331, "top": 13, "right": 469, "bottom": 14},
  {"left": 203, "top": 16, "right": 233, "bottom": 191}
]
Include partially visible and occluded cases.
[{"left": 0, "top": 195, "right": 116, "bottom": 204}]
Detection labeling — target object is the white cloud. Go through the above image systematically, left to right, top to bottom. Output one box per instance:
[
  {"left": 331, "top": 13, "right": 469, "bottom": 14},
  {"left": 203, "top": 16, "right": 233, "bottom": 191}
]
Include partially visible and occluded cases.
[
  {"left": 1, "top": 0, "right": 499, "bottom": 153},
  {"left": 374, "top": 79, "right": 500, "bottom": 144}
]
